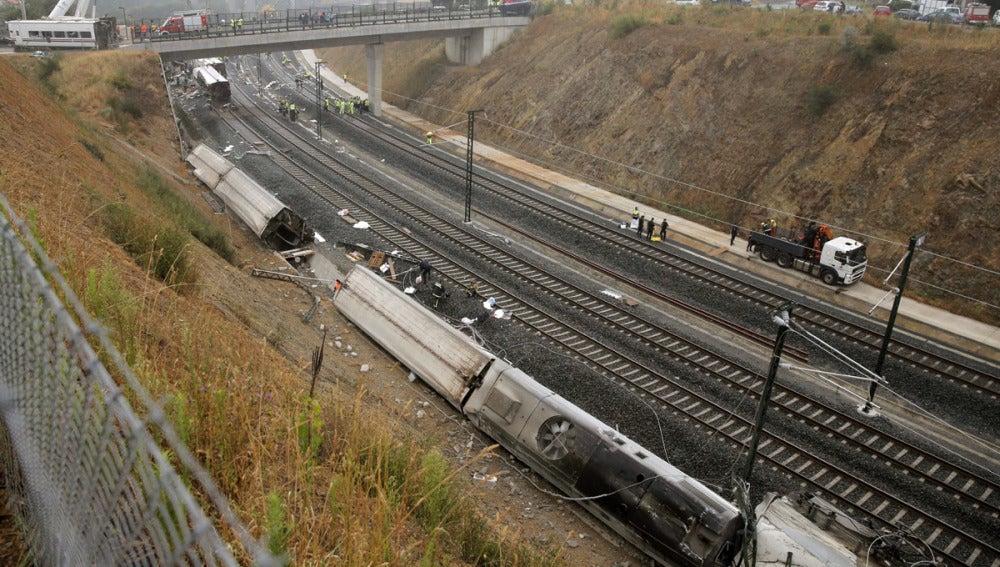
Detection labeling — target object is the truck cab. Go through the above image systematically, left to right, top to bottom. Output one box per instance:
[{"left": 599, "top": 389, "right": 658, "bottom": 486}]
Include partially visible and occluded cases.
[{"left": 818, "top": 237, "right": 867, "bottom": 285}]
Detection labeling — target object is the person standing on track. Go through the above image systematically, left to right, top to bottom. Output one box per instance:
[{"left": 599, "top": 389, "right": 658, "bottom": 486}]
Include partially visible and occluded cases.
[
  {"left": 637, "top": 215, "right": 645, "bottom": 238},
  {"left": 646, "top": 218, "right": 655, "bottom": 240},
  {"left": 660, "top": 218, "right": 669, "bottom": 241},
  {"left": 730, "top": 225, "right": 738, "bottom": 246},
  {"left": 418, "top": 260, "right": 432, "bottom": 285}
]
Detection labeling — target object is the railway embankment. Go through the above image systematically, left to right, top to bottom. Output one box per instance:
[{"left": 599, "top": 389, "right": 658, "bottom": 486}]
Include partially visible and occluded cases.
[{"left": 316, "top": 5, "right": 1000, "bottom": 327}]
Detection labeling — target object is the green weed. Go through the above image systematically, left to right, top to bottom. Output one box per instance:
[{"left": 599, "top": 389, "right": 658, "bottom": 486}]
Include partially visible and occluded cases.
[{"left": 611, "top": 13, "right": 647, "bottom": 38}]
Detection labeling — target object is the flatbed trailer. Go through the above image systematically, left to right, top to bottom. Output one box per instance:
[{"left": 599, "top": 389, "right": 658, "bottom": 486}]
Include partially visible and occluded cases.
[{"left": 749, "top": 231, "right": 867, "bottom": 285}]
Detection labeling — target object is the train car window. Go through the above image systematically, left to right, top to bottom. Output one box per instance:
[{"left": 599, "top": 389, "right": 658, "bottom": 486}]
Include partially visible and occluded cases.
[
  {"left": 29, "top": 31, "right": 40, "bottom": 37},
  {"left": 42, "top": 31, "right": 52, "bottom": 38},
  {"left": 67, "top": 31, "right": 79, "bottom": 38},
  {"left": 54, "top": 32, "right": 66, "bottom": 38},
  {"left": 82, "top": 32, "right": 93, "bottom": 38},
  {"left": 634, "top": 451, "right": 648, "bottom": 460}
]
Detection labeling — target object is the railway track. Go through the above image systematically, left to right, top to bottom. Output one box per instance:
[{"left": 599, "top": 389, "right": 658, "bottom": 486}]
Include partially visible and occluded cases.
[
  {"left": 217, "top": 57, "right": 1000, "bottom": 565},
  {"left": 329, "top": 103, "right": 1000, "bottom": 402}
]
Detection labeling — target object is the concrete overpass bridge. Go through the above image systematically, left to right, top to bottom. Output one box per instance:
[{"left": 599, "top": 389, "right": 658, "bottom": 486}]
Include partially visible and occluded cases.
[{"left": 129, "top": 6, "right": 530, "bottom": 116}]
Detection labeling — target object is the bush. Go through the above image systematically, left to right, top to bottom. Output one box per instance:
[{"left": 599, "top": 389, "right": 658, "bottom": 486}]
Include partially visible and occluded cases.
[
  {"left": 611, "top": 13, "right": 647, "bottom": 38},
  {"left": 869, "top": 29, "right": 899, "bottom": 53},
  {"left": 36, "top": 57, "right": 60, "bottom": 81},
  {"left": 108, "top": 72, "right": 132, "bottom": 91},
  {"left": 805, "top": 82, "right": 838, "bottom": 116},
  {"left": 79, "top": 138, "right": 105, "bottom": 162},
  {"left": 134, "top": 168, "right": 236, "bottom": 263},
  {"left": 100, "top": 202, "right": 198, "bottom": 288}
]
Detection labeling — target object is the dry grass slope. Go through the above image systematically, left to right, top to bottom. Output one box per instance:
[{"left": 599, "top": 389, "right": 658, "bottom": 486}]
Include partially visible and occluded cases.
[{"left": 0, "top": 53, "right": 568, "bottom": 566}]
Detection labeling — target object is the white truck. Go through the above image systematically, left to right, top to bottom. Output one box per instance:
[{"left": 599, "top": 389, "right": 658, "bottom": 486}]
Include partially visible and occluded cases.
[{"left": 749, "top": 229, "right": 868, "bottom": 285}]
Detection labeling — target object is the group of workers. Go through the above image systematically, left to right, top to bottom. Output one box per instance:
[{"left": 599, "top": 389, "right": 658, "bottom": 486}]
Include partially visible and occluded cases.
[
  {"left": 326, "top": 96, "right": 368, "bottom": 114},
  {"left": 277, "top": 99, "right": 298, "bottom": 121},
  {"left": 631, "top": 207, "right": 668, "bottom": 242}
]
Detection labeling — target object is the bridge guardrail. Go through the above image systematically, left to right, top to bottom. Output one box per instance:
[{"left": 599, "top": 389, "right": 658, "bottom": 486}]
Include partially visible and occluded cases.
[{"left": 143, "top": 3, "right": 512, "bottom": 43}]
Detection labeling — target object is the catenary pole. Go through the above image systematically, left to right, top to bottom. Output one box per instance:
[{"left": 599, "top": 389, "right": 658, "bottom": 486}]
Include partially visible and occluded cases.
[
  {"left": 315, "top": 60, "right": 324, "bottom": 139},
  {"left": 464, "top": 109, "right": 484, "bottom": 224},
  {"left": 864, "top": 233, "right": 924, "bottom": 413},
  {"left": 741, "top": 302, "right": 793, "bottom": 483}
]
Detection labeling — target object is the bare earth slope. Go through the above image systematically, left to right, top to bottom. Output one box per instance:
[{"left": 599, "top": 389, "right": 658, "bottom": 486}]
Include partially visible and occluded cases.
[{"left": 319, "top": 6, "right": 1000, "bottom": 324}]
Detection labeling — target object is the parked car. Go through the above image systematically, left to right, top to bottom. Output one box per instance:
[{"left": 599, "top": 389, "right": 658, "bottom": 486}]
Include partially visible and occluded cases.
[
  {"left": 797, "top": 0, "right": 822, "bottom": 9},
  {"left": 814, "top": 1, "right": 843, "bottom": 11},
  {"left": 843, "top": 4, "right": 863, "bottom": 15},
  {"left": 872, "top": 5, "right": 891, "bottom": 16},
  {"left": 894, "top": 8, "right": 921, "bottom": 19},
  {"left": 917, "top": 8, "right": 963, "bottom": 23}
]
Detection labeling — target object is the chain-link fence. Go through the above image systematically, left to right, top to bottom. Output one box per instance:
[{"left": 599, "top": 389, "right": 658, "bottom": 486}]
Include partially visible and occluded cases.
[{"left": 0, "top": 195, "right": 280, "bottom": 566}]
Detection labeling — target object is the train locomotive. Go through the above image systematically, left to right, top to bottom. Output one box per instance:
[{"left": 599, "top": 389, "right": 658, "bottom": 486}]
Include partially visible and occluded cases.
[{"left": 333, "top": 266, "right": 882, "bottom": 566}]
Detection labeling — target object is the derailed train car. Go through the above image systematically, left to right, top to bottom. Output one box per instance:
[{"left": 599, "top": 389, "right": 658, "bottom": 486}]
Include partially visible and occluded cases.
[
  {"left": 186, "top": 143, "right": 312, "bottom": 250},
  {"left": 333, "top": 266, "right": 884, "bottom": 567},
  {"left": 334, "top": 266, "right": 740, "bottom": 566}
]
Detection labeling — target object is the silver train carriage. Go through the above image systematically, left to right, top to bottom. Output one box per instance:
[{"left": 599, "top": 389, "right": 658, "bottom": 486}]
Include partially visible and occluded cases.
[
  {"left": 7, "top": 17, "right": 115, "bottom": 51},
  {"left": 192, "top": 65, "right": 231, "bottom": 102},
  {"left": 185, "top": 144, "right": 313, "bottom": 250},
  {"left": 333, "top": 266, "right": 743, "bottom": 567}
]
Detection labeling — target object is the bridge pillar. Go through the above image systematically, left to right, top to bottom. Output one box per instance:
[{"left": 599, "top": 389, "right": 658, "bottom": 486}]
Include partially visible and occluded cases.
[
  {"left": 444, "top": 24, "right": 520, "bottom": 66},
  {"left": 365, "top": 42, "right": 384, "bottom": 117}
]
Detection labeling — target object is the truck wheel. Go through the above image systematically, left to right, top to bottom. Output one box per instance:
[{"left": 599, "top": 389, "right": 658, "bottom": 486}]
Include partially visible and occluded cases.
[
  {"left": 759, "top": 246, "right": 776, "bottom": 262},
  {"left": 777, "top": 253, "right": 793, "bottom": 268},
  {"left": 820, "top": 269, "right": 838, "bottom": 285}
]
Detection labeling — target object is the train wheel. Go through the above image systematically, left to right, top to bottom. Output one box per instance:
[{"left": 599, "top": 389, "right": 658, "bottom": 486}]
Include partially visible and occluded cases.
[
  {"left": 759, "top": 246, "right": 776, "bottom": 262},
  {"left": 777, "top": 253, "right": 793, "bottom": 268},
  {"left": 821, "top": 269, "right": 838, "bottom": 285},
  {"left": 537, "top": 416, "right": 575, "bottom": 460}
]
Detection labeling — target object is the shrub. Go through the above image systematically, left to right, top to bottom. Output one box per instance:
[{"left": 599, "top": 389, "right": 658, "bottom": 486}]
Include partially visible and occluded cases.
[
  {"left": 611, "top": 13, "right": 647, "bottom": 38},
  {"left": 817, "top": 20, "right": 832, "bottom": 35},
  {"left": 869, "top": 29, "right": 899, "bottom": 53},
  {"left": 850, "top": 44, "right": 875, "bottom": 67},
  {"left": 36, "top": 57, "right": 60, "bottom": 81},
  {"left": 108, "top": 72, "right": 132, "bottom": 91},
  {"left": 805, "top": 82, "right": 838, "bottom": 116},
  {"left": 79, "top": 137, "right": 105, "bottom": 162},
  {"left": 134, "top": 168, "right": 236, "bottom": 263},
  {"left": 100, "top": 202, "right": 198, "bottom": 288},
  {"left": 265, "top": 492, "right": 292, "bottom": 557}
]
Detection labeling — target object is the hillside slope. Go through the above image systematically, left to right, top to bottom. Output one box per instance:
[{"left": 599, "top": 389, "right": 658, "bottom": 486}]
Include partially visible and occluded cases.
[
  {"left": 319, "top": 5, "right": 1000, "bottom": 323},
  {"left": 0, "top": 52, "right": 634, "bottom": 565}
]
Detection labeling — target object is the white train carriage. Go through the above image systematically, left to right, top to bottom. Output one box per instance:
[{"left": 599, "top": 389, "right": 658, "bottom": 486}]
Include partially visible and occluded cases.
[
  {"left": 7, "top": 17, "right": 114, "bottom": 51},
  {"left": 194, "top": 57, "right": 227, "bottom": 78},
  {"left": 192, "top": 65, "right": 230, "bottom": 102},
  {"left": 185, "top": 144, "right": 313, "bottom": 250},
  {"left": 332, "top": 265, "right": 886, "bottom": 567},
  {"left": 332, "top": 266, "right": 743, "bottom": 567},
  {"left": 335, "top": 266, "right": 496, "bottom": 409}
]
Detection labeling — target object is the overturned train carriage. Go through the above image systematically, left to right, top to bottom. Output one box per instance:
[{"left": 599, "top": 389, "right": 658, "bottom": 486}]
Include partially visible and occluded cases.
[
  {"left": 186, "top": 143, "right": 312, "bottom": 250},
  {"left": 333, "top": 266, "right": 743, "bottom": 567}
]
